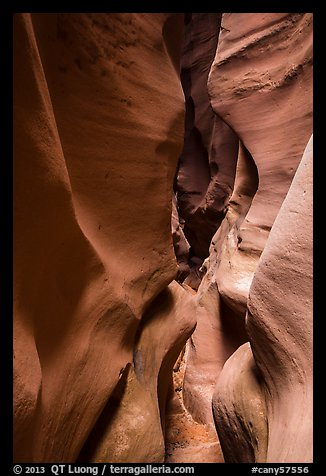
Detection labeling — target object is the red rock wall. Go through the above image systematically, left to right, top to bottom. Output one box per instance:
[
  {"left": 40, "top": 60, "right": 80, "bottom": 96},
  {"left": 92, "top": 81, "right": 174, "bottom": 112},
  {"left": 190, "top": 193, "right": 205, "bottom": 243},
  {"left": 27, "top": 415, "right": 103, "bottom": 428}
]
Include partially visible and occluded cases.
[
  {"left": 13, "top": 12, "right": 313, "bottom": 464},
  {"left": 14, "top": 12, "right": 186, "bottom": 462},
  {"left": 181, "top": 12, "right": 312, "bottom": 463},
  {"left": 174, "top": 13, "right": 239, "bottom": 280},
  {"left": 213, "top": 136, "right": 313, "bottom": 462},
  {"left": 78, "top": 282, "right": 196, "bottom": 463}
]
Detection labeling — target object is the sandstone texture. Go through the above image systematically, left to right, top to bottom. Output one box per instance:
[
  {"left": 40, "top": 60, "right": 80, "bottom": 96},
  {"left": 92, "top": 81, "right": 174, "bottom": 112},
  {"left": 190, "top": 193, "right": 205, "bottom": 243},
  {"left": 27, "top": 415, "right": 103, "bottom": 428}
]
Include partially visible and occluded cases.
[
  {"left": 14, "top": 12, "right": 313, "bottom": 464},
  {"left": 14, "top": 12, "right": 185, "bottom": 462},
  {"left": 208, "top": 12, "right": 313, "bottom": 309},
  {"left": 175, "top": 13, "right": 239, "bottom": 283},
  {"left": 181, "top": 15, "right": 313, "bottom": 451},
  {"left": 213, "top": 136, "right": 313, "bottom": 462},
  {"left": 246, "top": 136, "right": 313, "bottom": 462},
  {"left": 78, "top": 282, "right": 196, "bottom": 463},
  {"left": 212, "top": 342, "right": 268, "bottom": 462},
  {"left": 165, "top": 345, "right": 224, "bottom": 463}
]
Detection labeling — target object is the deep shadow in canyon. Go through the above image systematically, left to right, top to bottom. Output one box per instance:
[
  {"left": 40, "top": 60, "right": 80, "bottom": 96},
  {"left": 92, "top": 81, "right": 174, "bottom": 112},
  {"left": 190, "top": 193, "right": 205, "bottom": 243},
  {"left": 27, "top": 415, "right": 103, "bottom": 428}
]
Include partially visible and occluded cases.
[{"left": 13, "top": 12, "right": 313, "bottom": 464}]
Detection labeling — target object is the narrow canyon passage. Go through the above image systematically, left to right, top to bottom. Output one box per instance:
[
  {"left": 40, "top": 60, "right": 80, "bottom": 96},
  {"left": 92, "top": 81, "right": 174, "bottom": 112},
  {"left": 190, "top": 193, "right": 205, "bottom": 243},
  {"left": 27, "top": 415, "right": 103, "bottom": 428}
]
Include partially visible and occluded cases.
[{"left": 13, "top": 13, "right": 313, "bottom": 464}]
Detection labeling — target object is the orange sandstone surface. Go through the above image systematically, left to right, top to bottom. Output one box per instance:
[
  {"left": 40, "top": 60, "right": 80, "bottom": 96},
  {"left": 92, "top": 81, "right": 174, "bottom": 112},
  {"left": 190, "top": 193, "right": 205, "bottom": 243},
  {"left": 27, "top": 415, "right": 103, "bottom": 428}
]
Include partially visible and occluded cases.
[{"left": 14, "top": 13, "right": 313, "bottom": 463}]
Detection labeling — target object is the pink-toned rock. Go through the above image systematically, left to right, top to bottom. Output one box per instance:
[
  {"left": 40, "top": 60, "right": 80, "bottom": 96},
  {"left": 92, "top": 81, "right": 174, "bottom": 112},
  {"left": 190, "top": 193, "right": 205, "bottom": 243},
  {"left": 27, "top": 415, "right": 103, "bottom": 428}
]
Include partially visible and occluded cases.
[
  {"left": 13, "top": 11, "right": 313, "bottom": 465},
  {"left": 14, "top": 13, "right": 185, "bottom": 462},
  {"left": 175, "top": 13, "right": 239, "bottom": 265},
  {"left": 182, "top": 14, "right": 313, "bottom": 438},
  {"left": 212, "top": 135, "right": 313, "bottom": 462},
  {"left": 247, "top": 136, "right": 313, "bottom": 462},
  {"left": 182, "top": 141, "right": 258, "bottom": 426},
  {"left": 172, "top": 192, "right": 191, "bottom": 282},
  {"left": 212, "top": 343, "right": 268, "bottom": 462}
]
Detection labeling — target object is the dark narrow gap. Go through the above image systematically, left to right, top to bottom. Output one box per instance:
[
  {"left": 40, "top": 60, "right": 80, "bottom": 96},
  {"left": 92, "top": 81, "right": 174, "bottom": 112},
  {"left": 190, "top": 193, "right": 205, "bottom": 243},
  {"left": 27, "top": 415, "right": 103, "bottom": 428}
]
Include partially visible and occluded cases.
[
  {"left": 173, "top": 12, "right": 241, "bottom": 291},
  {"left": 167, "top": 13, "right": 261, "bottom": 463},
  {"left": 219, "top": 296, "right": 249, "bottom": 351}
]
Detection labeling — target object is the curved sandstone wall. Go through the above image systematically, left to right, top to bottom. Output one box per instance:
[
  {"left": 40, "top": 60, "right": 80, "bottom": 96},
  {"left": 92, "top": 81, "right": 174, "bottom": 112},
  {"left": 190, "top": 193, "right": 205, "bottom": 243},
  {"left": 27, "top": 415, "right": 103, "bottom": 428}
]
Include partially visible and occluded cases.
[
  {"left": 14, "top": 12, "right": 313, "bottom": 464},
  {"left": 14, "top": 12, "right": 186, "bottom": 462},
  {"left": 181, "top": 15, "right": 313, "bottom": 454}
]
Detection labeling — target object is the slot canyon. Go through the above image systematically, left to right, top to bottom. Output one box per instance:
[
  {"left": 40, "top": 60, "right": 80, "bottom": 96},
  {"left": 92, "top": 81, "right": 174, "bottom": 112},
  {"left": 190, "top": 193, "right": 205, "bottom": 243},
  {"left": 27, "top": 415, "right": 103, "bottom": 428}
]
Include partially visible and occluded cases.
[{"left": 13, "top": 13, "right": 313, "bottom": 464}]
